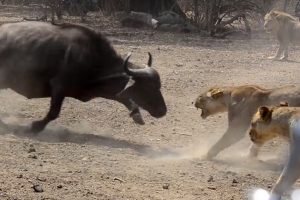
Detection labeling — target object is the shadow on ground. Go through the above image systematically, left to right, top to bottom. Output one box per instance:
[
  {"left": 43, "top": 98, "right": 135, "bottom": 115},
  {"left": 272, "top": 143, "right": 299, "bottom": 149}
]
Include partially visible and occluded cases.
[
  {"left": 0, "top": 114, "right": 285, "bottom": 172},
  {"left": 0, "top": 120, "right": 181, "bottom": 159},
  {"left": 204, "top": 156, "right": 285, "bottom": 172}
]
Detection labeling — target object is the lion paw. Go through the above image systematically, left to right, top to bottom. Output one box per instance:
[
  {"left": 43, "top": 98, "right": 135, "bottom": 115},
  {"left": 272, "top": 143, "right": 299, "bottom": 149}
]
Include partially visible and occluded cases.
[
  {"left": 268, "top": 56, "right": 278, "bottom": 60},
  {"left": 280, "top": 56, "right": 288, "bottom": 61},
  {"left": 203, "top": 151, "right": 217, "bottom": 161},
  {"left": 243, "top": 153, "right": 257, "bottom": 160}
]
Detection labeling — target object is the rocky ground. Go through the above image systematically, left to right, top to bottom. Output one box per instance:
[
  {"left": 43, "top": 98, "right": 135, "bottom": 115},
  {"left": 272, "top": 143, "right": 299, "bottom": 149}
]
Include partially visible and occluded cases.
[{"left": 0, "top": 4, "right": 299, "bottom": 200}]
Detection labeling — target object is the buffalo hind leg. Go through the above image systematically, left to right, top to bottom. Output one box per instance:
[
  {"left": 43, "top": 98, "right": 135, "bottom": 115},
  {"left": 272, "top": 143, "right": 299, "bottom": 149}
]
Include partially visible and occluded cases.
[
  {"left": 27, "top": 87, "right": 65, "bottom": 134},
  {"left": 116, "top": 98, "right": 145, "bottom": 125}
]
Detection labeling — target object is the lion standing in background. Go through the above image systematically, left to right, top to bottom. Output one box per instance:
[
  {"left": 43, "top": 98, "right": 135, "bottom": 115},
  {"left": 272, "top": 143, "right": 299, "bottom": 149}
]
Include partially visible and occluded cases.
[{"left": 264, "top": 10, "right": 300, "bottom": 61}]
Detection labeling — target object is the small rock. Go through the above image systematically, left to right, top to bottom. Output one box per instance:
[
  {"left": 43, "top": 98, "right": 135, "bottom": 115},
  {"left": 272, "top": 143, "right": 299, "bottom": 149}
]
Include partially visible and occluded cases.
[
  {"left": 176, "top": 63, "right": 184, "bottom": 67},
  {"left": 28, "top": 147, "right": 36, "bottom": 153},
  {"left": 28, "top": 154, "right": 37, "bottom": 159},
  {"left": 82, "top": 157, "right": 88, "bottom": 161},
  {"left": 195, "top": 163, "right": 202, "bottom": 166},
  {"left": 226, "top": 171, "right": 237, "bottom": 176},
  {"left": 17, "top": 175, "right": 23, "bottom": 178},
  {"left": 207, "top": 175, "right": 213, "bottom": 182},
  {"left": 36, "top": 177, "right": 46, "bottom": 182},
  {"left": 232, "top": 179, "right": 238, "bottom": 183},
  {"left": 162, "top": 183, "right": 169, "bottom": 189},
  {"left": 32, "top": 184, "right": 43, "bottom": 193},
  {"left": 57, "top": 185, "right": 63, "bottom": 189},
  {"left": 207, "top": 186, "right": 216, "bottom": 190}
]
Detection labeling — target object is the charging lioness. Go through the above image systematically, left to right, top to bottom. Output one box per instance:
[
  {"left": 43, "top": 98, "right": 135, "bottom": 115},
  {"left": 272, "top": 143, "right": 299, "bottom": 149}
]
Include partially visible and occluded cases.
[
  {"left": 194, "top": 85, "right": 300, "bottom": 159},
  {"left": 249, "top": 102, "right": 300, "bottom": 199}
]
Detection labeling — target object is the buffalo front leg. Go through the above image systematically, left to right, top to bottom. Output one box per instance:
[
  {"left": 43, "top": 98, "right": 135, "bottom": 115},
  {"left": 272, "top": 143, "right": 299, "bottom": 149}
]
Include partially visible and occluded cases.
[
  {"left": 27, "top": 87, "right": 65, "bottom": 134},
  {"left": 116, "top": 98, "right": 145, "bottom": 125},
  {"left": 205, "top": 123, "right": 248, "bottom": 160}
]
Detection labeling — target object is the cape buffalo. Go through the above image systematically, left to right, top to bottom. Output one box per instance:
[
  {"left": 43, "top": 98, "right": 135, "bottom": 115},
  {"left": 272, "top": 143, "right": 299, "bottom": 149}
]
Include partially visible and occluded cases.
[{"left": 0, "top": 21, "right": 167, "bottom": 134}]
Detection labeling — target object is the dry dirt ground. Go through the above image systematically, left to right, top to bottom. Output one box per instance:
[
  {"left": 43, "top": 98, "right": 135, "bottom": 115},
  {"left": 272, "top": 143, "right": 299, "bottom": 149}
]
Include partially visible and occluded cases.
[{"left": 0, "top": 5, "right": 300, "bottom": 200}]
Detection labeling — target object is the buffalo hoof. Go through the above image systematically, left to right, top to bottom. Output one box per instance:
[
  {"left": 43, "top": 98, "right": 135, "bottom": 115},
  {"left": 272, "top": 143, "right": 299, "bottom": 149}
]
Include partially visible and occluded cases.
[
  {"left": 131, "top": 113, "right": 145, "bottom": 125},
  {"left": 26, "top": 121, "right": 46, "bottom": 135}
]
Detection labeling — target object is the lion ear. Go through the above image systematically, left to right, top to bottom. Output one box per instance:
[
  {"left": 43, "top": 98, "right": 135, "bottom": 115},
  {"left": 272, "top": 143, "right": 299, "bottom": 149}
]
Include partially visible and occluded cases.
[
  {"left": 207, "top": 89, "right": 223, "bottom": 99},
  {"left": 278, "top": 101, "right": 289, "bottom": 107},
  {"left": 258, "top": 106, "right": 272, "bottom": 121}
]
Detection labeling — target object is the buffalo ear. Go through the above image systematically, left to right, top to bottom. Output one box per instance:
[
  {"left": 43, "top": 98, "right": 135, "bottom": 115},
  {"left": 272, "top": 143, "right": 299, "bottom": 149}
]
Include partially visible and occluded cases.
[
  {"left": 116, "top": 79, "right": 135, "bottom": 98},
  {"left": 278, "top": 101, "right": 289, "bottom": 107},
  {"left": 258, "top": 106, "right": 272, "bottom": 121}
]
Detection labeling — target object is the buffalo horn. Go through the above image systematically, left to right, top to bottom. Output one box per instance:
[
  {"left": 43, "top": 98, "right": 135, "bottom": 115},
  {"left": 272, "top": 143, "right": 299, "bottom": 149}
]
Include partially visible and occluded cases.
[
  {"left": 123, "top": 52, "right": 153, "bottom": 78},
  {"left": 147, "top": 52, "right": 152, "bottom": 67}
]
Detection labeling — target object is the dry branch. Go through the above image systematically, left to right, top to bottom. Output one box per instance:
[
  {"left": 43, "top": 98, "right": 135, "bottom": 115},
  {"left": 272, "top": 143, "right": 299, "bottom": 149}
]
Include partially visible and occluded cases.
[
  {"left": 217, "top": 13, "right": 244, "bottom": 28},
  {"left": 241, "top": 13, "right": 251, "bottom": 36},
  {"left": 212, "top": 29, "right": 250, "bottom": 39},
  {"left": 114, "top": 177, "right": 126, "bottom": 183}
]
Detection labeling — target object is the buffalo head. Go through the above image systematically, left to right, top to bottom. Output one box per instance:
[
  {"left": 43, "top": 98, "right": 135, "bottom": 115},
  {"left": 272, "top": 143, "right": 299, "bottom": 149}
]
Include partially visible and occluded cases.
[{"left": 117, "top": 52, "right": 167, "bottom": 118}]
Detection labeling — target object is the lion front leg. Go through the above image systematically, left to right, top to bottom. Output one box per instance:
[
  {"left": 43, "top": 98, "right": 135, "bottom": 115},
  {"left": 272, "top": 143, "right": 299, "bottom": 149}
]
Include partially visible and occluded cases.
[
  {"left": 268, "top": 42, "right": 287, "bottom": 60},
  {"left": 280, "top": 43, "right": 289, "bottom": 61},
  {"left": 205, "top": 122, "right": 248, "bottom": 160},
  {"left": 248, "top": 135, "right": 279, "bottom": 158},
  {"left": 248, "top": 142, "right": 264, "bottom": 158},
  {"left": 268, "top": 145, "right": 300, "bottom": 200}
]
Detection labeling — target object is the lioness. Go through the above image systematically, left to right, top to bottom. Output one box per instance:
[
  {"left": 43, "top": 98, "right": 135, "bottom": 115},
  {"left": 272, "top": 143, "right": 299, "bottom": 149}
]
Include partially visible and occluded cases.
[
  {"left": 264, "top": 10, "right": 300, "bottom": 61},
  {"left": 194, "top": 85, "right": 300, "bottom": 159},
  {"left": 249, "top": 102, "right": 300, "bottom": 199}
]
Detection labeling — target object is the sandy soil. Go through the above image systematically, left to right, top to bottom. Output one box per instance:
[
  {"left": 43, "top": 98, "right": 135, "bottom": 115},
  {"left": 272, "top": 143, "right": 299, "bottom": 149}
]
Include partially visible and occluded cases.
[{"left": 0, "top": 4, "right": 299, "bottom": 200}]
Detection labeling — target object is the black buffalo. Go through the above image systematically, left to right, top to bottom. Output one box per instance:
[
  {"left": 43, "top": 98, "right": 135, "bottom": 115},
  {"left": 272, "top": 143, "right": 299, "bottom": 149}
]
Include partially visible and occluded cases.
[{"left": 0, "top": 21, "right": 167, "bottom": 134}]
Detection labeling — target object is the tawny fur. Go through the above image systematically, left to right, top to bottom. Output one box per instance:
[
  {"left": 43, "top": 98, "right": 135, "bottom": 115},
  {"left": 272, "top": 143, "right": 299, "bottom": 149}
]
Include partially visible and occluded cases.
[
  {"left": 263, "top": 10, "right": 300, "bottom": 61},
  {"left": 194, "top": 85, "right": 300, "bottom": 159},
  {"left": 249, "top": 102, "right": 300, "bottom": 198}
]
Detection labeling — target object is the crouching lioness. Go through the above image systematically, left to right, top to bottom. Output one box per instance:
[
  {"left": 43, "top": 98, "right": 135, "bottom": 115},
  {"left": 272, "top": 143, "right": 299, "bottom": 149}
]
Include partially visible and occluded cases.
[
  {"left": 194, "top": 85, "right": 300, "bottom": 159},
  {"left": 249, "top": 102, "right": 300, "bottom": 200}
]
